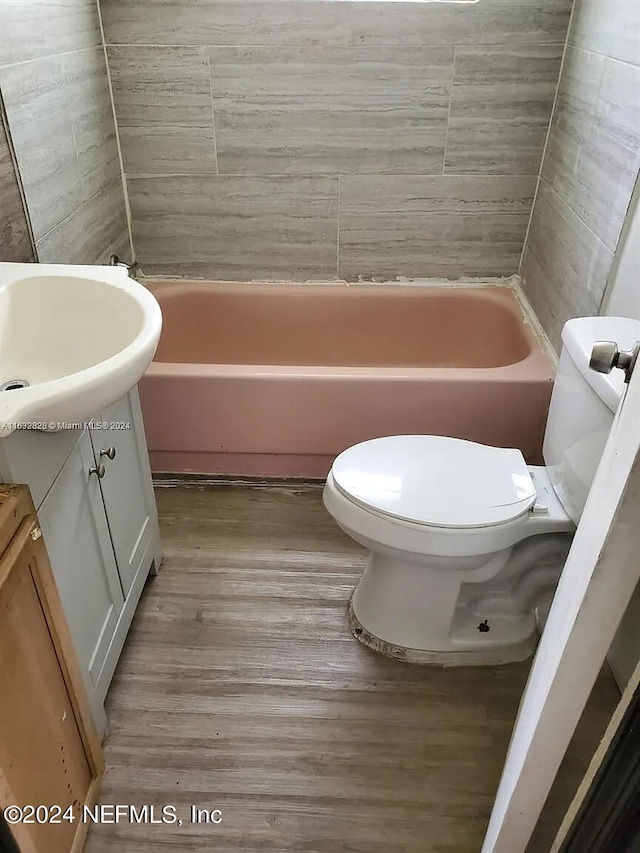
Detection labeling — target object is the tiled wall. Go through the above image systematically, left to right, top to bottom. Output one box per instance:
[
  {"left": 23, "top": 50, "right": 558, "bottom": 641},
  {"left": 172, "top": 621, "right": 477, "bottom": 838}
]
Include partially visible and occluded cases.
[
  {"left": 0, "top": 0, "right": 129, "bottom": 265},
  {"left": 100, "top": 0, "right": 571, "bottom": 280},
  {"left": 520, "top": 0, "right": 640, "bottom": 349},
  {"left": 0, "top": 100, "right": 34, "bottom": 262}
]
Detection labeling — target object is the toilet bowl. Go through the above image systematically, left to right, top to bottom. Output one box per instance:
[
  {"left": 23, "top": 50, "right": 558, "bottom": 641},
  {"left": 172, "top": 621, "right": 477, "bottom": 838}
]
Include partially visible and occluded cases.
[
  {"left": 323, "top": 316, "right": 640, "bottom": 665},
  {"left": 324, "top": 436, "right": 574, "bottom": 664}
]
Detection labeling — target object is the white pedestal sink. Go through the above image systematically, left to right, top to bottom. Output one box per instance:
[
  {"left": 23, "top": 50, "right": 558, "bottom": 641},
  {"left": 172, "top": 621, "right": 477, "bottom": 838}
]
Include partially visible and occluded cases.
[{"left": 0, "top": 262, "right": 162, "bottom": 436}]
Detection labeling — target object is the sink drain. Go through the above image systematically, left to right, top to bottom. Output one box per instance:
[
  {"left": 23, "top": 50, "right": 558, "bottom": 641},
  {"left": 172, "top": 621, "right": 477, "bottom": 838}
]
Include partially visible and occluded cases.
[{"left": 0, "top": 379, "right": 30, "bottom": 391}]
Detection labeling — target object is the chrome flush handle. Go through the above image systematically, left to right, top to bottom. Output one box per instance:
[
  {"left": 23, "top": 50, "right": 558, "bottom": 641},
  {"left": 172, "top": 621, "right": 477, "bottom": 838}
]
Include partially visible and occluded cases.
[{"left": 589, "top": 340, "right": 639, "bottom": 384}]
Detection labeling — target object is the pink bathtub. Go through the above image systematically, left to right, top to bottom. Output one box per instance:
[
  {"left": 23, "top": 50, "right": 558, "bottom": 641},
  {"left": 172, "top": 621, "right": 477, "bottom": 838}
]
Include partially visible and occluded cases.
[{"left": 139, "top": 282, "right": 554, "bottom": 478}]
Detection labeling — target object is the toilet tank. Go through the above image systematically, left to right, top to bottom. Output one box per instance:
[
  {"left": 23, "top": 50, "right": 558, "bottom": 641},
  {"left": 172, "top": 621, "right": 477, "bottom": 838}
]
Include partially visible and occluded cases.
[{"left": 543, "top": 317, "right": 640, "bottom": 524}]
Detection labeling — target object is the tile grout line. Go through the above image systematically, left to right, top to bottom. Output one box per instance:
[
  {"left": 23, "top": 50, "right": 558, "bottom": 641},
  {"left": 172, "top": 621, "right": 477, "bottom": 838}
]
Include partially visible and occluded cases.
[
  {"left": 96, "top": 0, "right": 136, "bottom": 262},
  {"left": 517, "top": 1, "right": 579, "bottom": 277},
  {"left": 74, "top": 40, "right": 640, "bottom": 74},
  {"left": 100, "top": 40, "right": 574, "bottom": 53},
  {"left": 0, "top": 44, "right": 97, "bottom": 69},
  {"left": 565, "top": 44, "right": 640, "bottom": 72},
  {"left": 207, "top": 50, "right": 220, "bottom": 174},
  {"left": 0, "top": 91, "right": 39, "bottom": 258},
  {"left": 598, "top": 171, "right": 640, "bottom": 313},
  {"left": 121, "top": 172, "right": 539, "bottom": 180},
  {"left": 34, "top": 175, "right": 124, "bottom": 245},
  {"left": 543, "top": 175, "right": 616, "bottom": 257},
  {"left": 336, "top": 176, "right": 341, "bottom": 280}
]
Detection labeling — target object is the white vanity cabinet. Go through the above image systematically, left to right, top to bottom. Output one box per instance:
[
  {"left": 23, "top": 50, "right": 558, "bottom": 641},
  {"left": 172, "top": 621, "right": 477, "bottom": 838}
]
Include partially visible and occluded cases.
[
  {"left": 0, "top": 387, "right": 161, "bottom": 734},
  {"left": 92, "top": 391, "right": 160, "bottom": 597},
  {"left": 38, "top": 431, "right": 125, "bottom": 731}
]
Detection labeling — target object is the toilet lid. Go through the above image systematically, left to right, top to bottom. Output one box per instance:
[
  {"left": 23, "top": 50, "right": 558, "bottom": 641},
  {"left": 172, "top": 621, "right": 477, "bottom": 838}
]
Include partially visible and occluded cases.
[{"left": 331, "top": 436, "right": 537, "bottom": 529}]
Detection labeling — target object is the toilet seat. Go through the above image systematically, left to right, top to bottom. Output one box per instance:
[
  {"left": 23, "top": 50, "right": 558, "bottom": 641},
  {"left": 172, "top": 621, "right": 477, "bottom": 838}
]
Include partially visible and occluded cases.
[{"left": 331, "top": 436, "right": 537, "bottom": 529}]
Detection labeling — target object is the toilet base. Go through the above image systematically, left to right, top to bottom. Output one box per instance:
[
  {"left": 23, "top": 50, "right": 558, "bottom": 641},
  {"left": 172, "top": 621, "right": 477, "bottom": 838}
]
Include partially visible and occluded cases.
[{"left": 348, "top": 598, "right": 538, "bottom": 667}]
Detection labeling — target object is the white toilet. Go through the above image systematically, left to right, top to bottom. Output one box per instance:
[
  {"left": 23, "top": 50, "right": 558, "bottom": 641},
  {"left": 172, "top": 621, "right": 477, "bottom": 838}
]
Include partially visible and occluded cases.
[{"left": 323, "top": 316, "right": 640, "bottom": 665}]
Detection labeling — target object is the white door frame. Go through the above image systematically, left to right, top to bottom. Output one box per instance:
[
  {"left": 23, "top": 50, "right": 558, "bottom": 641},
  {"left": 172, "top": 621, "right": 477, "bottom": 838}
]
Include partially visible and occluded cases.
[{"left": 482, "top": 357, "right": 640, "bottom": 852}]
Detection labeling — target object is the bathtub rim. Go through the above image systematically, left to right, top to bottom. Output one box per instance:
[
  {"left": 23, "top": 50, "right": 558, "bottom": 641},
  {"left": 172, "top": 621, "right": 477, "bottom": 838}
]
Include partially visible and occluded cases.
[{"left": 145, "top": 360, "right": 554, "bottom": 380}]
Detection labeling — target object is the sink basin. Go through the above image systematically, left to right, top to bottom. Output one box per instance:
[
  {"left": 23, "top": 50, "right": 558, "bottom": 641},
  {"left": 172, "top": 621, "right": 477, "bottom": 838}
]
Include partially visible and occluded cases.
[{"left": 0, "top": 262, "right": 162, "bottom": 437}]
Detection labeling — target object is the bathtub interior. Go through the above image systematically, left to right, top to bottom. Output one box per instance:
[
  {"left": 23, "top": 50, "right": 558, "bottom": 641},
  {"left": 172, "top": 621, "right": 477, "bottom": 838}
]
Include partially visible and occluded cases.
[{"left": 148, "top": 282, "right": 534, "bottom": 369}]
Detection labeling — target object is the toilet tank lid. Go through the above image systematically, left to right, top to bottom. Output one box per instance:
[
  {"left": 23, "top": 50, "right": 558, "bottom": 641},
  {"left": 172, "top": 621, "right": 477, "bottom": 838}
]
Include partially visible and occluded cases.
[{"left": 562, "top": 317, "right": 640, "bottom": 413}]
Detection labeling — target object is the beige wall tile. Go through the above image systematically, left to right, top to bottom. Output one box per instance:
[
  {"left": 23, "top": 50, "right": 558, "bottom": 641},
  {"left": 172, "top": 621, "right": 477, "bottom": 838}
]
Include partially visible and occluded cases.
[
  {"left": 0, "top": 0, "right": 101, "bottom": 65},
  {"left": 100, "top": 0, "right": 572, "bottom": 48},
  {"left": 101, "top": 0, "right": 573, "bottom": 281},
  {"left": 349, "top": 0, "right": 572, "bottom": 46},
  {"left": 518, "top": 0, "right": 640, "bottom": 345},
  {"left": 569, "top": 0, "right": 640, "bottom": 66},
  {"left": 0, "top": 3, "right": 129, "bottom": 265},
  {"left": 210, "top": 45, "right": 453, "bottom": 175},
  {"left": 107, "top": 46, "right": 218, "bottom": 175},
  {"left": 445, "top": 46, "right": 563, "bottom": 176},
  {"left": 541, "top": 47, "right": 640, "bottom": 252},
  {"left": 1, "top": 48, "right": 122, "bottom": 242},
  {"left": 128, "top": 175, "right": 339, "bottom": 280},
  {"left": 339, "top": 176, "right": 536, "bottom": 280},
  {"left": 36, "top": 178, "right": 129, "bottom": 266},
  {"left": 520, "top": 180, "right": 614, "bottom": 349}
]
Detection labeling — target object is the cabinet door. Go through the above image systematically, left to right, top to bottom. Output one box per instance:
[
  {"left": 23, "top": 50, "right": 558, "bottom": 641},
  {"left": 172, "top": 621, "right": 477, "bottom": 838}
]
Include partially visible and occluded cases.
[
  {"left": 91, "top": 388, "right": 159, "bottom": 595},
  {"left": 38, "top": 431, "right": 124, "bottom": 716}
]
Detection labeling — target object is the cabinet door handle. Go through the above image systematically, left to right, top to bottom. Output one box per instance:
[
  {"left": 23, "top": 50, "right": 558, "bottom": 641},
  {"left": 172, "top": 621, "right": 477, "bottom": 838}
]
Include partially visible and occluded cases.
[
  {"left": 100, "top": 446, "right": 116, "bottom": 460},
  {"left": 89, "top": 463, "right": 106, "bottom": 479}
]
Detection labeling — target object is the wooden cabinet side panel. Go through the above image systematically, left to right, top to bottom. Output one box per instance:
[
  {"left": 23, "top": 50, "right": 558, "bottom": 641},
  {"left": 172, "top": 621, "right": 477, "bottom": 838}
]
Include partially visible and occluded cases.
[
  {"left": 0, "top": 485, "right": 32, "bottom": 559},
  {"left": 0, "top": 518, "right": 98, "bottom": 853},
  {"left": 29, "top": 531, "right": 104, "bottom": 780}
]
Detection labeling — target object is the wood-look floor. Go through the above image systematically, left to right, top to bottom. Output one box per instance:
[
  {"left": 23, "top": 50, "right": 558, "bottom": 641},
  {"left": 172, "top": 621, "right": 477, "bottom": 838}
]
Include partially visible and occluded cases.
[{"left": 85, "top": 485, "right": 619, "bottom": 853}]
